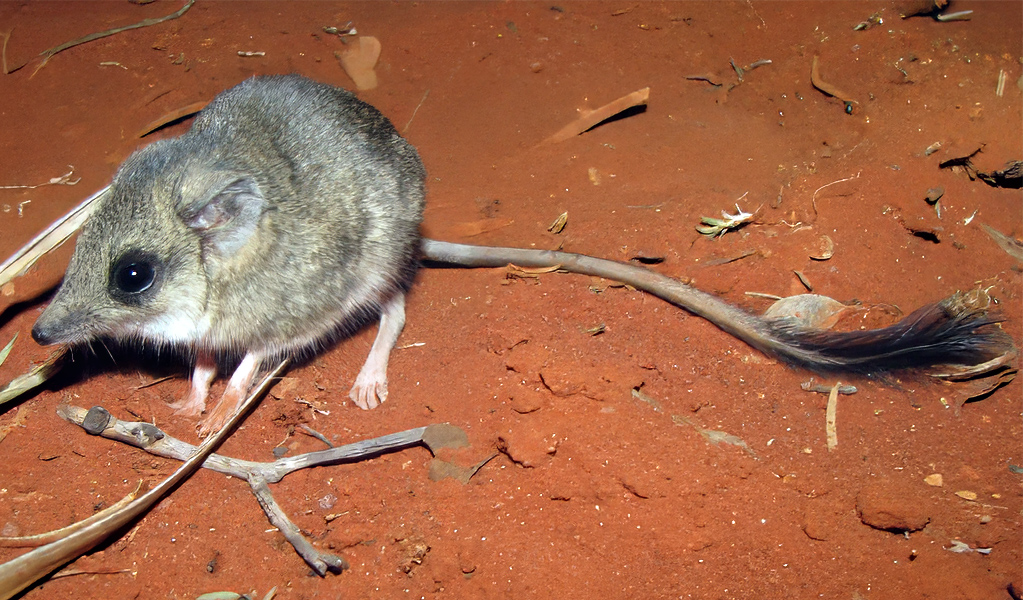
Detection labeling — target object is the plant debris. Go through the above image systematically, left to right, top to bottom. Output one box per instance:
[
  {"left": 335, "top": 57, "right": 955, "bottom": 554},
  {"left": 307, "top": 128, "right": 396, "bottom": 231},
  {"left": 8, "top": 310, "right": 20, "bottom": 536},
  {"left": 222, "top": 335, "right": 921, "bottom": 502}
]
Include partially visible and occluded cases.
[
  {"left": 4, "top": 0, "right": 195, "bottom": 76},
  {"left": 934, "top": 10, "right": 973, "bottom": 22},
  {"left": 853, "top": 11, "right": 884, "bottom": 30},
  {"left": 324, "top": 23, "right": 357, "bottom": 38},
  {"left": 335, "top": 36, "right": 381, "bottom": 91},
  {"left": 810, "top": 55, "right": 857, "bottom": 113},
  {"left": 540, "top": 87, "right": 650, "bottom": 145},
  {"left": 136, "top": 101, "right": 207, "bottom": 138},
  {"left": 939, "top": 148, "right": 1021, "bottom": 189},
  {"left": 977, "top": 160, "right": 1021, "bottom": 188},
  {"left": 0, "top": 166, "right": 79, "bottom": 190},
  {"left": 697, "top": 202, "right": 756, "bottom": 237},
  {"left": 547, "top": 211, "right": 568, "bottom": 234},
  {"left": 980, "top": 224, "right": 1023, "bottom": 262},
  {"left": 809, "top": 235, "right": 835, "bottom": 260},
  {"left": 793, "top": 270, "right": 813, "bottom": 291},
  {"left": 763, "top": 294, "right": 853, "bottom": 329},
  {"left": 0, "top": 334, "right": 15, "bottom": 369},
  {"left": 0, "top": 348, "right": 66, "bottom": 409},
  {"left": 0, "top": 362, "right": 284, "bottom": 599},
  {"left": 801, "top": 380, "right": 858, "bottom": 395},
  {"left": 825, "top": 381, "right": 839, "bottom": 451},
  {"left": 53, "top": 401, "right": 468, "bottom": 577},
  {"left": 672, "top": 414, "right": 758, "bottom": 459},
  {"left": 0, "top": 481, "right": 144, "bottom": 548},
  {"left": 946, "top": 540, "right": 991, "bottom": 554}
]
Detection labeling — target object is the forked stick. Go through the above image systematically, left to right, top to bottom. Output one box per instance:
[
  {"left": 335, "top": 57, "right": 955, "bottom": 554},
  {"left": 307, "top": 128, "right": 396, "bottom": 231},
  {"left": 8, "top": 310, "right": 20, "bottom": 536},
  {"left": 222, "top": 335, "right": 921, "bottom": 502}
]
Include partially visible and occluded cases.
[{"left": 0, "top": 360, "right": 288, "bottom": 600}]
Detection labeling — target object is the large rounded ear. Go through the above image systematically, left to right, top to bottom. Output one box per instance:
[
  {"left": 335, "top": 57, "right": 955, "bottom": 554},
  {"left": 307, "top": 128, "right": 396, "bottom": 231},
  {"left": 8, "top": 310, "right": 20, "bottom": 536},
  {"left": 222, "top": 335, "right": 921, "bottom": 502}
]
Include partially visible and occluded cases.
[{"left": 178, "top": 176, "right": 266, "bottom": 258}]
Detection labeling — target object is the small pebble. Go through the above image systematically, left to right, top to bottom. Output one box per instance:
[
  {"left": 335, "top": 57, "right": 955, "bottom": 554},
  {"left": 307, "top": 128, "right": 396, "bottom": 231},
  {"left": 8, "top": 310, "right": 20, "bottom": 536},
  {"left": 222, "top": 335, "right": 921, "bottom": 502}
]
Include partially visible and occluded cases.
[{"left": 925, "top": 187, "right": 944, "bottom": 204}]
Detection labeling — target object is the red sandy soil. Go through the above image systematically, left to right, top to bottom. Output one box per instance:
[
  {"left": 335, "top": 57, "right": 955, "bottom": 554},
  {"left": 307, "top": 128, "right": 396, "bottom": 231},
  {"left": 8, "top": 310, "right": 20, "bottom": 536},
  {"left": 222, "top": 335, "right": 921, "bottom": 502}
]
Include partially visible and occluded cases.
[{"left": 0, "top": 2, "right": 1020, "bottom": 599}]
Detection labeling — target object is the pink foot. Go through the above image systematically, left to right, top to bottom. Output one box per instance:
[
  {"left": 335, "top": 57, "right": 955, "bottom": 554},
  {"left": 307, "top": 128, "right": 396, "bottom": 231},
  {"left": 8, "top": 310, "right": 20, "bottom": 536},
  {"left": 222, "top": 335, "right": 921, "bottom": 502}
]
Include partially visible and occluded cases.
[{"left": 349, "top": 293, "right": 406, "bottom": 410}]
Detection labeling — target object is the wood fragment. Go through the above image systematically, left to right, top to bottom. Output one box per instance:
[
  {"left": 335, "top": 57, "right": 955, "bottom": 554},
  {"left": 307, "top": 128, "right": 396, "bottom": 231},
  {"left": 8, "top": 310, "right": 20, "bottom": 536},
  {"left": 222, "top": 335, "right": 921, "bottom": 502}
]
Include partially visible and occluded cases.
[
  {"left": 8, "top": 0, "right": 196, "bottom": 76},
  {"left": 0, "top": 30, "right": 10, "bottom": 75},
  {"left": 810, "top": 55, "right": 857, "bottom": 109},
  {"left": 540, "top": 87, "right": 650, "bottom": 145},
  {"left": 136, "top": 101, "right": 207, "bottom": 138},
  {"left": 0, "top": 186, "right": 108, "bottom": 314},
  {"left": 702, "top": 249, "right": 756, "bottom": 266},
  {"left": 506, "top": 264, "right": 563, "bottom": 276},
  {"left": 793, "top": 270, "right": 813, "bottom": 291},
  {"left": 0, "top": 348, "right": 66, "bottom": 409},
  {"left": 0, "top": 360, "right": 284, "bottom": 600},
  {"left": 801, "top": 380, "right": 857, "bottom": 395},
  {"left": 826, "top": 381, "right": 839, "bottom": 451},
  {"left": 55, "top": 403, "right": 455, "bottom": 576},
  {"left": 0, "top": 482, "right": 144, "bottom": 548}
]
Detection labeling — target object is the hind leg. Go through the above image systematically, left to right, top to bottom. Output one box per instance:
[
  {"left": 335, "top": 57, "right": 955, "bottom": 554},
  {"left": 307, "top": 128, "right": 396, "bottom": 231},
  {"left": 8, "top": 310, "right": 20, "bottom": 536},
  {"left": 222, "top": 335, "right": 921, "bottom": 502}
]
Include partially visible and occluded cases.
[{"left": 350, "top": 292, "right": 406, "bottom": 410}]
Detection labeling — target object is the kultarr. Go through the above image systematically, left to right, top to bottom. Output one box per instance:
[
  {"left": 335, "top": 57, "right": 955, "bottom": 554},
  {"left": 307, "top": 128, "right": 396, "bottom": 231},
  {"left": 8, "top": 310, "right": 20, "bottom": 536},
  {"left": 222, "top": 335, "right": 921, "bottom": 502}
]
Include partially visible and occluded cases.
[{"left": 32, "top": 75, "right": 1014, "bottom": 436}]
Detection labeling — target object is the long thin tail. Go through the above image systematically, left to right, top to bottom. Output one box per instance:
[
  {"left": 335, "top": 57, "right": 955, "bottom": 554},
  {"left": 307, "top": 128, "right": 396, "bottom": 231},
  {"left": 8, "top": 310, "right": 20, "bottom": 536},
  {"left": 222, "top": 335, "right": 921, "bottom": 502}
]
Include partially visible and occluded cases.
[{"left": 421, "top": 239, "right": 1015, "bottom": 373}]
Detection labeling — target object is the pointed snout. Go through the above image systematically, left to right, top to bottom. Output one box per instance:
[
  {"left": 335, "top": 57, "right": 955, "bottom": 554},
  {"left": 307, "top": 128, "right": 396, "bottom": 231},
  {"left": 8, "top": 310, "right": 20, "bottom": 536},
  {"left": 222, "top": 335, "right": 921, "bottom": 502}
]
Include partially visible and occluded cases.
[
  {"left": 32, "top": 303, "right": 80, "bottom": 347},
  {"left": 31, "top": 319, "right": 58, "bottom": 346}
]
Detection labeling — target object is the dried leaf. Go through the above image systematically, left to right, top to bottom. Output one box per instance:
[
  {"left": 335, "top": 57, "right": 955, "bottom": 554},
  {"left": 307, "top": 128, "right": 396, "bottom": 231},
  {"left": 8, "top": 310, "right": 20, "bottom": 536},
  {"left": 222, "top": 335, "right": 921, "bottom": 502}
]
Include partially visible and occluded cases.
[
  {"left": 335, "top": 36, "right": 381, "bottom": 91},
  {"left": 541, "top": 87, "right": 650, "bottom": 145},
  {"left": 0, "top": 186, "right": 107, "bottom": 291},
  {"left": 697, "top": 203, "right": 756, "bottom": 237},
  {"left": 547, "top": 211, "right": 568, "bottom": 234},
  {"left": 448, "top": 218, "right": 514, "bottom": 238},
  {"left": 981, "top": 224, "right": 1023, "bottom": 262},
  {"left": 809, "top": 235, "right": 834, "bottom": 260},
  {"left": 763, "top": 294, "right": 851, "bottom": 329},
  {"left": 0, "top": 333, "right": 16, "bottom": 368},
  {"left": 0, "top": 348, "right": 66, "bottom": 408},
  {"left": 932, "top": 348, "right": 1017, "bottom": 380},
  {"left": 825, "top": 381, "right": 839, "bottom": 451}
]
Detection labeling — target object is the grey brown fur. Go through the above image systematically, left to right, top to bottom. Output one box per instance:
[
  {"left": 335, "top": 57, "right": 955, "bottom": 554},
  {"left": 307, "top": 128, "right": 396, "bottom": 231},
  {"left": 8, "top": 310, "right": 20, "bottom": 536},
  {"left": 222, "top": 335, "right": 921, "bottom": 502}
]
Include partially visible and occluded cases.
[
  {"left": 33, "top": 75, "right": 424, "bottom": 432},
  {"left": 35, "top": 75, "right": 422, "bottom": 354}
]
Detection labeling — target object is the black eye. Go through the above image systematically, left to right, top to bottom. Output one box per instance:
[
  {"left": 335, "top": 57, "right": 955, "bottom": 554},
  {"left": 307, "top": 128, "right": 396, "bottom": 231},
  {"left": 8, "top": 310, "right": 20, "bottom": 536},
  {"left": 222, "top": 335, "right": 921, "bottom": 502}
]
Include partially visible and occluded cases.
[
  {"left": 110, "top": 251, "right": 160, "bottom": 300},
  {"left": 116, "top": 261, "right": 155, "bottom": 293}
]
